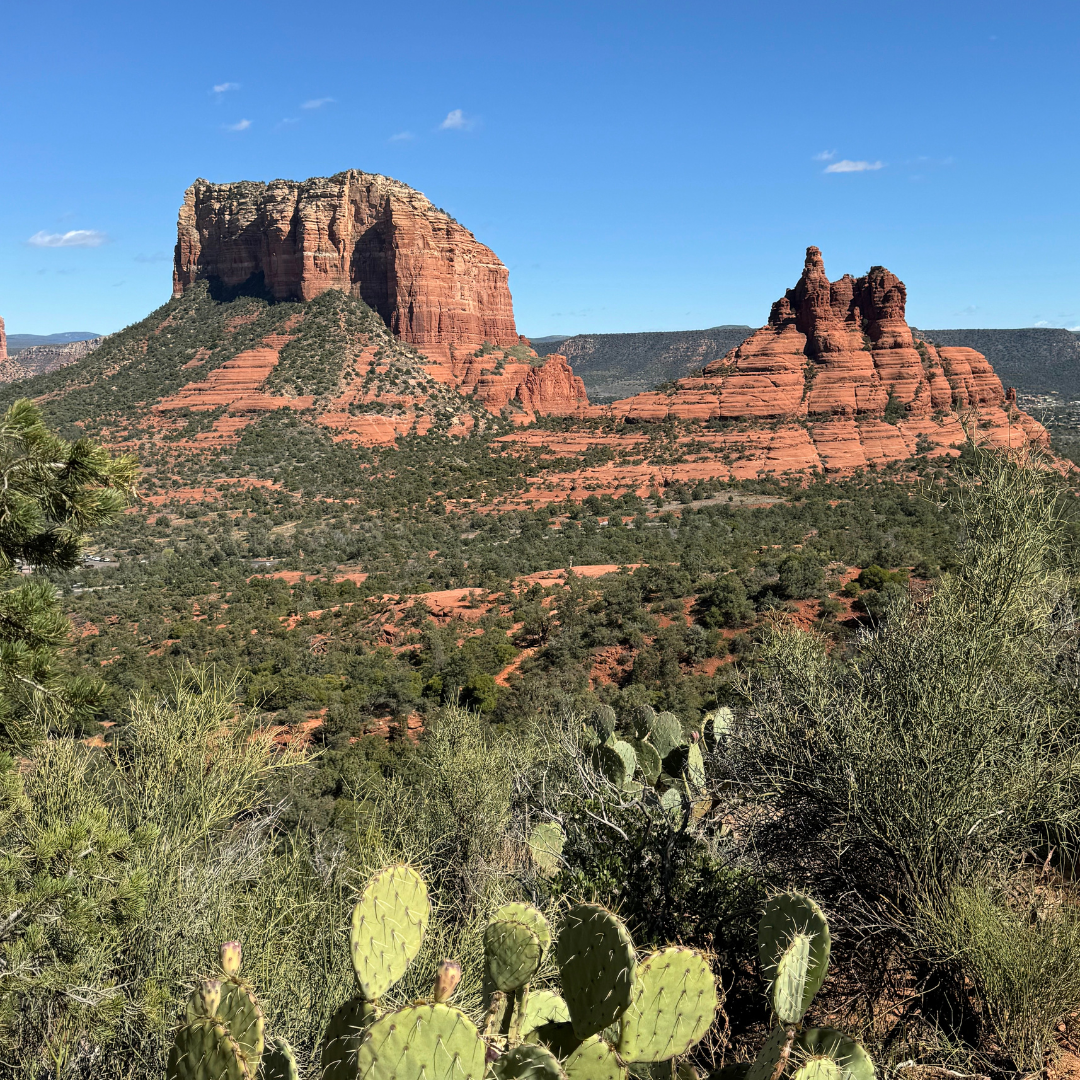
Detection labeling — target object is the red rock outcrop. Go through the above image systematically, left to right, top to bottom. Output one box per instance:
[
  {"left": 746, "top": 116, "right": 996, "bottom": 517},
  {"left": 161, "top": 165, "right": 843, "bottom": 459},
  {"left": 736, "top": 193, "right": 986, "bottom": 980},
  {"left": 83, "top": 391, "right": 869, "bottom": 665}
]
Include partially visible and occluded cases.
[
  {"left": 173, "top": 171, "right": 519, "bottom": 362},
  {"left": 603, "top": 247, "right": 1017, "bottom": 425},
  {"left": 0, "top": 316, "right": 7, "bottom": 361},
  {"left": 425, "top": 341, "right": 589, "bottom": 422}
]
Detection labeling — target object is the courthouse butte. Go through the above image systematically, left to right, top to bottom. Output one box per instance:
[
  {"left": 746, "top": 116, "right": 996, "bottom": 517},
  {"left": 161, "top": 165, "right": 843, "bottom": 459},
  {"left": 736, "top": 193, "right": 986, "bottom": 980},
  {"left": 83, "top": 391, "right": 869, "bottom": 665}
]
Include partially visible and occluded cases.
[{"left": 169, "top": 172, "right": 1042, "bottom": 484}]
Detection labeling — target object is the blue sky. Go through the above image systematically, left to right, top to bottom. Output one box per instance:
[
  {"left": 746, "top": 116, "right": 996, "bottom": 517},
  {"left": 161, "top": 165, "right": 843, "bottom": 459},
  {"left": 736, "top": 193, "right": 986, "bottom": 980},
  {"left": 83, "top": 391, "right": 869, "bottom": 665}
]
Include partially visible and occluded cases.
[{"left": 1, "top": 1, "right": 1077, "bottom": 337}]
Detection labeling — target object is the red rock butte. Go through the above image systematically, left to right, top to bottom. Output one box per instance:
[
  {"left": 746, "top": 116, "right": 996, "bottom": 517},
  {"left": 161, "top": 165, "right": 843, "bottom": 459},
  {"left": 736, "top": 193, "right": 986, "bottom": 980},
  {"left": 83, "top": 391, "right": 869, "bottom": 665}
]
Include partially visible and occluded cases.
[
  {"left": 173, "top": 170, "right": 519, "bottom": 363},
  {"left": 602, "top": 246, "right": 1023, "bottom": 423},
  {"left": 0, "top": 316, "right": 7, "bottom": 362}
]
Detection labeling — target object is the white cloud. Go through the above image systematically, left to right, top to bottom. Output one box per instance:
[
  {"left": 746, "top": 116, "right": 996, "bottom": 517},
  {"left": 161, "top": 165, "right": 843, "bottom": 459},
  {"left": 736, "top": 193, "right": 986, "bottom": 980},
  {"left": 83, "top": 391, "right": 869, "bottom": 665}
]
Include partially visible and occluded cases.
[
  {"left": 213, "top": 82, "right": 240, "bottom": 93},
  {"left": 301, "top": 97, "right": 335, "bottom": 109},
  {"left": 440, "top": 108, "right": 472, "bottom": 130},
  {"left": 225, "top": 119, "right": 252, "bottom": 131},
  {"left": 390, "top": 131, "right": 415, "bottom": 142},
  {"left": 813, "top": 150, "right": 836, "bottom": 161},
  {"left": 824, "top": 159, "right": 884, "bottom": 173},
  {"left": 28, "top": 229, "right": 107, "bottom": 248}
]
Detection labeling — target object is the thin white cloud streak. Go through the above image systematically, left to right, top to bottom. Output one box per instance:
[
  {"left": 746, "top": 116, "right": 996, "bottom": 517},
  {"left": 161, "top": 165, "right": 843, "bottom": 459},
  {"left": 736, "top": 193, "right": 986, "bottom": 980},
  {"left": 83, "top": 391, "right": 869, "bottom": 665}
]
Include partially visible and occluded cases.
[
  {"left": 213, "top": 82, "right": 240, "bottom": 93},
  {"left": 301, "top": 97, "right": 335, "bottom": 109},
  {"left": 440, "top": 109, "right": 471, "bottom": 130},
  {"left": 225, "top": 119, "right": 252, "bottom": 131},
  {"left": 390, "top": 131, "right": 415, "bottom": 142},
  {"left": 813, "top": 150, "right": 836, "bottom": 161},
  {"left": 824, "top": 159, "right": 884, "bottom": 173},
  {"left": 28, "top": 229, "right": 107, "bottom": 248}
]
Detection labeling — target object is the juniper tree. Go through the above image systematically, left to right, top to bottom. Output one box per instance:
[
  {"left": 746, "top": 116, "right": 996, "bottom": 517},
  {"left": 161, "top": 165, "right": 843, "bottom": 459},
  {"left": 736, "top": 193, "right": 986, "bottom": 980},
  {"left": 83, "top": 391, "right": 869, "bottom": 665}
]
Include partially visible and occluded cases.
[{"left": 0, "top": 399, "right": 136, "bottom": 749}]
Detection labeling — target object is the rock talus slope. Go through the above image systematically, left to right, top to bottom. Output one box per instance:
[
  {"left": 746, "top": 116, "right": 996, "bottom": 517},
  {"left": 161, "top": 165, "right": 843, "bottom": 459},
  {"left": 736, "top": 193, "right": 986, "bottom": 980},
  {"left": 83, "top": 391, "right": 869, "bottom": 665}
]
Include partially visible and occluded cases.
[{"left": 173, "top": 171, "right": 519, "bottom": 362}]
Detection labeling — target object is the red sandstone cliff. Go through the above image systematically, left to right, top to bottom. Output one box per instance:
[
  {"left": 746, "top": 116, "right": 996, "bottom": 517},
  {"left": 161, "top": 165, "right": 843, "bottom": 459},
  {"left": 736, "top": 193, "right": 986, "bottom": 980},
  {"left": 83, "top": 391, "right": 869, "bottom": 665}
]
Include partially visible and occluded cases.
[
  {"left": 173, "top": 171, "right": 519, "bottom": 362},
  {"left": 605, "top": 247, "right": 1021, "bottom": 425},
  {"left": 0, "top": 316, "right": 7, "bottom": 362}
]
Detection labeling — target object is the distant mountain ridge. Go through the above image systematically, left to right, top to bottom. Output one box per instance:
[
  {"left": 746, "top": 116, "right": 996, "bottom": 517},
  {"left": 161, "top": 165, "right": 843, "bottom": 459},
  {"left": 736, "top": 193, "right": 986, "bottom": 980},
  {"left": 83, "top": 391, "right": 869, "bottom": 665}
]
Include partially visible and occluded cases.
[
  {"left": 530, "top": 325, "right": 753, "bottom": 400},
  {"left": 913, "top": 328, "right": 1080, "bottom": 398},
  {"left": 7, "top": 331, "right": 100, "bottom": 354}
]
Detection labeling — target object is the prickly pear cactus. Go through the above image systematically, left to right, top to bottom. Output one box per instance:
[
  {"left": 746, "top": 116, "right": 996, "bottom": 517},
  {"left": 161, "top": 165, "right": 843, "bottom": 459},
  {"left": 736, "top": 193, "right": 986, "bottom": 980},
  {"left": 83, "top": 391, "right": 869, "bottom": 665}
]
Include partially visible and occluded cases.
[
  {"left": 632, "top": 704, "right": 657, "bottom": 740},
  {"left": 592, "top": 705, "right": 617, "bottom": 743},
  {"left": 703, "top": 706, "right": 733, "bottom": 749},
  {"left": 649, "top": 711, "right": 685, "bottom": 759},
  {"left": 633, "top": 739, "right": 662, "bottom": 785},
  {"left": 598, "top": 740, "right": 638, "bottom": 789},
  {"left": 529, "top": 821, "right": 565, "bottom": 877},
  {"left": 350, "top": 864, "right": 430, "bottom": 1000},
  {"left": 757, "top": 893, "right": 830, "bottom": 1025},
  {"left": 492, "top": 902, "right": 552, "bottom": 954},
  {"left": 556, "top": 904, "right": 637, "bottom": 1040},
  {"left": 485, "top": 918, "right": 542, "bottom": 992},
  {"left": 772, "top": 933, "right": 812, "bottom": 1026},
  {"left": 617, "top": 947, "right": 717, "bottom": 1062},
  {"left": 433, "top": 958, "right": 463, "bottom": 1003},
  {"left": 216, "top": 971, "right": 264, "bottom": 1074},
  {"left": 168, "top": 981, "right": 252, "bottom": 1080},
  {"left": 519, "top": 989, "right": 571, "bottom": 1037},
  {"left": 320, "top": 995, "right": 377, "bottom": 1080},
  {"left": 356, "top": 1003, "right": 487, "bottom": 1080},
  {"left": 745, "top": 1026, "right": 791, "bottom": 1080},
  {"left": 796, "top": 1028, "right": 874, "bottom": 1080},
  {"left": 262, "top": 1035, "right": 300, "bottom": 1080},
  {"left": 563, "top": 1036, "right": 628, "bottom": 1080},
  {"left": 495, "top": 1043, "right": 568, "bottom": 1080},
  {"left": 791, "top": 1060, "right": 841, "bottom": 1080}
]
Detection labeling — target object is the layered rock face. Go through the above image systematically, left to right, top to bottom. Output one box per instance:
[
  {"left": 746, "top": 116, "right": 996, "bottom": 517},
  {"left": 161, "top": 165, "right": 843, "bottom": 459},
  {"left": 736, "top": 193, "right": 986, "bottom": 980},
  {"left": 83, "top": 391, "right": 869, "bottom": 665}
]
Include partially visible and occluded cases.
[
  {"left": 173, "top": 171, "right": 519, "bottom": 361},
  {"left": 606, "top": 247, "right": 1016, "bottom": 423},
  {"left": 0, "top": 316, "right": 7, "bottom": 361},
  {"left": 0, "top": 337, "right": 101, "bottom": 385}
]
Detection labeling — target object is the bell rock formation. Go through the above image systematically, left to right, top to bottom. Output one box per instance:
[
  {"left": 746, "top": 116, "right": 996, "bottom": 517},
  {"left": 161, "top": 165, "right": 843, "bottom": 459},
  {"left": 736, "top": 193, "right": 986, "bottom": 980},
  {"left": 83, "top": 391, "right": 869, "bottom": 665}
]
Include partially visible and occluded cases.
[
  {"left": 173, "top": 171, "right": 519, "bottom": 363},
  {"left": 608, "top": 247, "right": 1020, "bottom": 424}
]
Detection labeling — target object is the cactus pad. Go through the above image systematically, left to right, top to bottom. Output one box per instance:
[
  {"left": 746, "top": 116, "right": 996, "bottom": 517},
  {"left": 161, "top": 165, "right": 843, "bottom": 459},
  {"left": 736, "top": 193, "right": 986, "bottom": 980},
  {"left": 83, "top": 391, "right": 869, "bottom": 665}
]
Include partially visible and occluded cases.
[
  {"left": 592, "top": 705, "right": 617, "bottom": 742},
  {"left": 632, "top": 705, "right": 657, "bottom": 740},
  {"left": 703, "top": 707, "right": 733, "bottom": 749},
  {"left": 650, "top": 712, "right": 684, "bottom": 759},
  {"left": 633, "top": 739, "right": 662, "bottom": 785},
  {"left": 598, "top": 741, "right": 637, "bottom": 788},
  {"left": 685, "top": 742, "right": 705, "bottom": 790},
  {"left": 659, "top": 786, "right": 683, "bottom": 822},
  {"left": 529, "top": 822, "right": 565, "bottom": 877},
  {"left": 351, "top": 864, "right": 430, "bottom": 1000},
  {"left": 758, "top": 894, "right": 830, "bottom": 1024},
  {"left": 493, "top": 902, "right": 552, "bottom": 954},
  {"left": 556, "top": 903, "right": 637, "bottom": 1040},
  {"left": 485, "top": 918, "right": 542, "bottom": 992},
  {"left": 772, "top": 933, "right": 811, "bottom": 1025},
  {"left": 617, "top": 947, "right": 717, "bottom": 1062},
  {"left": 217, "top": 978, "right": 264, "bottom": 1073},
  {"left": 520, "top": 989, "right": 571, "bottom": 1036},
  {"left": 320, "top": 995, "right": 377, "bottom": 1080},
  {"left": 356, "top": 1003, "right": 486, "bottom": 1080},
  {"left": 167, "top": 1017, "right": 252, "bottom": 1080},
  {"left": 745, "top": 1027, "right": 791, "bottom": 1080},
  {"left": 796, "top": 1029, "right": 874, "bottom": 1080},
  {"left": 263, "top": 1036, "right": 300, "bottom": 1080},
  {"left": 563, "top": 1036, "right": 628, "bottom": 1080},
  {"left": 495, "top": 1043, "right": 567, "bottom": 1080},
  {"left": 791, "top": 1061, "right": 841, "bottom": 1080}
]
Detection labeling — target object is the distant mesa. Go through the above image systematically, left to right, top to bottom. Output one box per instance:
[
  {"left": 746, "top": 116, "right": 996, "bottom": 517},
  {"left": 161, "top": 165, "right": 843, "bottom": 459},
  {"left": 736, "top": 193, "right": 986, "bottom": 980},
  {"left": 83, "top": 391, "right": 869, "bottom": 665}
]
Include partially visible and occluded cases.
[
  {"left": 173, "top": 170, "right": 518, "bottom": 364},
  {"left": 6, "top": 331, "right": 101, "bottom": 354},
  {"left": 0, "top": 336, "right": 103, "bottom": 385}
]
